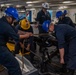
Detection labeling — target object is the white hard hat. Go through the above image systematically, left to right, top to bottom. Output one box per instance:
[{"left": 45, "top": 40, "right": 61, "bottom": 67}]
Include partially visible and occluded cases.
[{"left": 42, "top": 2, "right": 49, "bottom": 9}]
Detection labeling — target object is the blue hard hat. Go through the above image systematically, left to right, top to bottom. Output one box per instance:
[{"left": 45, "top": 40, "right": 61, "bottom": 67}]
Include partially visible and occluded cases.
[
  {"left": 5, "top": 7, "right": 19, "bottom": 21},
  {"left": 63, "top": 10, "right": 67, "bottom": 15},
  {"left": 56, "top": 11, "right": 63, "bottom": 18},
  {"left": 42, "top": 20, "right": 51, "bottom": 32}
]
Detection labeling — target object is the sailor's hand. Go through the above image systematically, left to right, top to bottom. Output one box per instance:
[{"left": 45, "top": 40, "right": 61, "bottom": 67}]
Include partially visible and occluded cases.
[
  {"left": 28, "top": 32, "right": 33, "bottom": 36},
  {"left": 24, "top": 33, "right": 30, "bottom": 38},
  {"left": 20, "top": 43, "right": 24, "bottom": 49},
  {"left": 26, "top": 47, "right": 30, "bottom": 51},
  {"left": 60, "top": 58, "right": 65, "bottom": 64}
]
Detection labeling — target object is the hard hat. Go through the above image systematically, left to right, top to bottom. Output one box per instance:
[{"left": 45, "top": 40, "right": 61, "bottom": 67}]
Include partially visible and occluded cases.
[
  {"left": 42, "top": 2, "right": 49, "bottom": 9},
  {"left": 5, "top": 7, "right": 19, "bottom": 21},
  {"left": 63, "top": 10, "right": 68, "bottom": 15},
  {"left": 56, "top": 11, "right": 63, "bottom": 18},
  {"left": 20, "top": 18, "right": 30, "bottom": 30},
  {"left": 42, "top": 20, "right": 51, "bottom": 32}
]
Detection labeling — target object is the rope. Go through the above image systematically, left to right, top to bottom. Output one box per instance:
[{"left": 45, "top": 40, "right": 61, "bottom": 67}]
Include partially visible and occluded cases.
[
  {"left": 30, "top": 24, "right": 42, "bottom": 26},
  {"left": 33, "top": 33, "right": 49, "bottom": 36},
  {"left": 21, "top": 36, "right": 58, "bottom": 72},
  {"left": 21, "top": 41, "right": 25, "bottom": 72},
  {"left": 22, "top": 47, "right": 42, "bottom": 61}
]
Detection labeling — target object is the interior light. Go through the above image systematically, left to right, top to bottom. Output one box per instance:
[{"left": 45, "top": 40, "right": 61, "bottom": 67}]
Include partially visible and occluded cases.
[
  {"left": 26, "top": 1, "right": 40, "bottom": 4},
  {"left": 26, "top": 1, "right": 32, "bottom": 4},
  {"left": 63, "top": 1, "right": 72, "bottom": 3},
  {"left": 1, "top": 4, "right": 5, "bottom": 7},
  {"left": 6, "top": 4, "right": 12, "bottom": 6},
  {"left": 28, "top": 4, "right": 33, "bottom": 6},
  {"left": 16, "top": 5, "right": 22, "bottom": 7},
  {"left": 59, "top": 6, "right": 68, "bottom": 9},
  {"left": 30, "top": 8, "right": 35, "bottom": 10},
  {"left": 18, "top": 10, "right": 25, "bottom": 13}
]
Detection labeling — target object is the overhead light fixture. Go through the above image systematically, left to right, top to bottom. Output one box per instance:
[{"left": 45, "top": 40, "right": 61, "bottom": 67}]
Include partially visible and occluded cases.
[
  {"left": 26, "top": 1, "right": 40, "bottom": 4},
  {"left": 26, "top": 1, "right": 32, "bottom": 4},
  {"left": 63, "top": 1, "right": 72, "bottom": 3},
  {"left": 1, "top": 4, "right": 5, "bottom": 7},
  {"left": 1, "top": 4, "right": 12, "bottom": 7},
  {"left": 6, "top": 4, "right": 12, "bottom": 6},
  {"left": 28, "top": 4, "right": 33, "bottom": 6},
  {"left": 16, "top": 5, "right": 22, "bottom": 8},
  {"left": 58, "top": 6, "right": 68, "bottom": 9},
  {"left": 30, "top": 8, "right": 35, "bottom": 10},
  {"left": 18, "top": 10, "right": 25, "bottom": 13}
]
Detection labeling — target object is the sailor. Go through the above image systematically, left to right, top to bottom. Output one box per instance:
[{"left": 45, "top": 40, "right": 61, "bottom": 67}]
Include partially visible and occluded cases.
[
  {"left": 0, "top": 7, "right": 32, "bottom": 75},
  {"left": 42, "top": 20, "right": 76, "bottom": 75}
]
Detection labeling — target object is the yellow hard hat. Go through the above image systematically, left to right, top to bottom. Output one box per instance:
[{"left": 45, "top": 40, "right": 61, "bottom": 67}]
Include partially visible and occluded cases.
[{"left": 20, "top": 19, "right": 30, "bottom": 30}]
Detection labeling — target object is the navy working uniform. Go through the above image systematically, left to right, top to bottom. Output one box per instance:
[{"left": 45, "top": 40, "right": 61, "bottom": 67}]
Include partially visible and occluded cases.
[
  {"left": 36, "top": 10, "right": 51, "bottom": 34},
  {"left": 36, "top": 10, "right": 51, "bottom": 52},
  {"left": 0, "top": 16, "right": 22, "bottom": 75},
  {"left": 58, "top": 16, "right": 75, "bottom": 28},
  {"left": 54, "top": 24, "right": 76, "bottom": 69},
  {"left": 16, "top": 25, "right": 35, "bottom": 63}
]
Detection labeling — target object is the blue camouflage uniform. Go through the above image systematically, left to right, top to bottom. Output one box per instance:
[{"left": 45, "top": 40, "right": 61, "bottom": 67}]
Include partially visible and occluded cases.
[
  {"left": 36, "top": 10, "right": 51, "bottom": 34},
  {"left": 36, "top": 10, "right": 51, "bottom": 52},
  {"left": 0, "top": 16, "right": 22, "bottom": 75},
  {"left": 57, "top": 16, "right": 75, "bottom": 28},
  {"left": 57, "top": 16, "right": 75, "bottom": 66},
  {"left": 54, "top": 24, "right": 76, "bottom": 69},
  {"left": 16, "top": 25, "right": 35, "bottom": 63}
]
